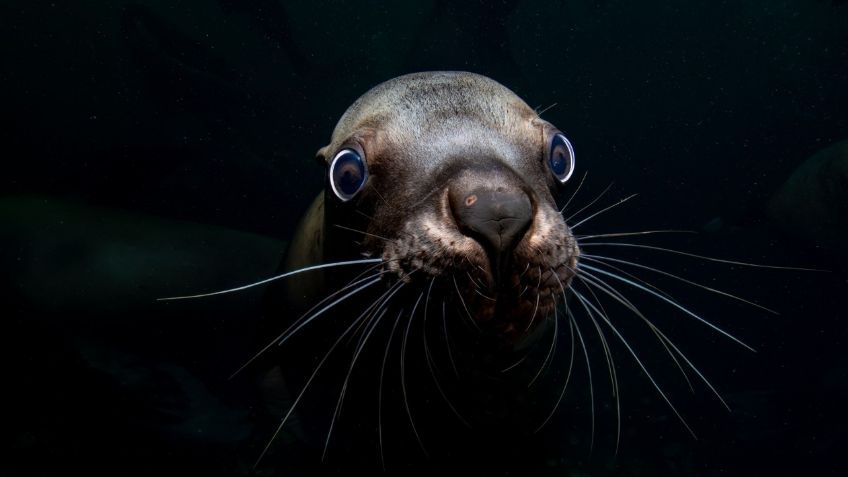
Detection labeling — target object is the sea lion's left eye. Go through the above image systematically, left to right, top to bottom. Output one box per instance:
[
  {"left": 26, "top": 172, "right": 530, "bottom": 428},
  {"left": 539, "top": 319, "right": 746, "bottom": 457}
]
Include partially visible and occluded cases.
[
  {"left": 548, "top": 133, "right": 575, "bottom": 184},
  {"left": 329, "top": 148, "right": 368, "bottom": 202}
]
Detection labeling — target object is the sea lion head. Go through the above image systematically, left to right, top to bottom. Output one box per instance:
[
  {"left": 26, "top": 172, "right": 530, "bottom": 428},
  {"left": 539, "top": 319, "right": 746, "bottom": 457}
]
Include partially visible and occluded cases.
[{"left": 317, "top": 72, "right": 579, "bottom": 349}]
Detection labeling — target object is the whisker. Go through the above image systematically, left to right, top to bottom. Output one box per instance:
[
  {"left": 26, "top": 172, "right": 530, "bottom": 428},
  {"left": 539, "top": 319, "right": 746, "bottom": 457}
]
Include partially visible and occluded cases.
[
  {"left": 535, "top": 102, "right": 559, "bottom": 116},
  {"left": 559, "top": 170, "right": 589, "bottom": 214},
  {"left": 564, "top": 181, "right": 613, "bottom": 223},
  {"left": 369, "top": 182, "right": 391, "bottom": 206},
  {"left": 407, "top": 183, "right": 446, "bottom": 210},
  {"left": 570, "top": 193, "right": 638, "bottom": 230},
  {"left": 354, "top": 209, "right": 375, "bottom": 221},
  {"left": 333, "top": 224, "right": 393, "bottom": 242},
  {"left": 576, "top": 229, "right": 695, "bottom": 241},
  {"left": 579, "top": 242, "right": 825, "bottom": 271},
  {"left": 581, "top": 254, "right": 778, "bottom": 315},
  {"left": 579, "top": 256, "right": 676, "bottom": 302},
  {"left": 158, "top": 258, "right": 383, "bottom": 301},
  {"left": 519, "top": 262, "right": 532, "bottom": 279},
  {"left": 579, "top": 263, "right": 756, "bottom": 352},
  {"left": 576, "top": 267, "right": 733, "bottom": 411},
  {"left": 342, "top": 270, "right": 417, "bottom": 348},
  {"left": 575, "top": 270, "right": 696, "bottom": 395},
  {"left": 578, "top": 270, "right": 716, "bottom": 453},
  {"left": 465, "top": 271, "right": 488, "bottom": 292},
  {"left": 466, "top": 271, "right": 484, "bottom": 291},
  {"left": 230, "top": 274, "right": 382, "bottom": 380},
  {"left": 576, "top": 275, "right": 621, "bottom": 422},
  {"left": 324, "top": 276, "right": 413, "bottom": 458},
  {"left": 453, "top": 276, "right": 481, "bottom": 332},
  {"left": 303, "top": 277, "right": 393, "bottom": 350},
  {"left": 424, "top": 277, "right": 436, "bottom": 323},
  {"left": 423, "top": 281, "right": 470, "bottom": 427},
  {"left": 569, "top": 283, "right": 616, "bottom": 453},
  {"left": 252, "top": 284, "right": 393, "bottom": 468},
  {"left": 571, "top": 288, "right": 698, "bottom": 439},
  {"left": 474, "top": 289, "right": 497, "bottom": 301},
  {"left": 525, "top": 292, "right": 541, "bottom": 332},
  {"left": 401, "top": 293, "right": 429, "bottom": 457},
  {"left": 442, "top": 301, "right": 459, "bottom": 378},
  {"left": 529, "top": 302, "right": 558, "bottom": 387},
  {"left": 535, "top": 304, "right": 575, "bottom": 433},
  {"left": 569, "top": 305, "right": 598, "bottom": 451},
  {"left": 323, "top": 306, "right": 391, "bottom": 461},
  {"left": 379, "top": 308, "right": 404, "bottom": 471},
  {"left": 649, "top": 326, "right": 732, "bottom": 410},
  {"left": 501, "top": 354, "right": 528, "bottom": 373}
]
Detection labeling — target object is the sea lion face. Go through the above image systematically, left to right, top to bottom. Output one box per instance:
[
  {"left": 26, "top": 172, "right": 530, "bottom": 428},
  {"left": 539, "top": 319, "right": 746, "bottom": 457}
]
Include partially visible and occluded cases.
[{"left": 318, "top": 72, "right": 579, "bottom": 347}]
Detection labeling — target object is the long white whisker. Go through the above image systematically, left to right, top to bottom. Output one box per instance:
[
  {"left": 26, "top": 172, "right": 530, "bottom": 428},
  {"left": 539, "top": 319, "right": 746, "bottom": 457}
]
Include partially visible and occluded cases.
[
  {"left": 535, "top": 102, "right": 559, "bottom": 116},
  {"left": 559, "top": 170, "right": 589, "bottom": 214},
  {"left": 564, "top": 181, "right": 613, "bottom": 223},
  {"left": 570, "top": 193, "right": 638, "bottom": 230},
  {"left": 333, "top": 223, "right": 393, "bottom": 242},
  {"left": 576, "top": 230, "right": 695, "bottom": 240},
  {"left": 579, "top": 243, "right": 823, "bottom": 271},
  {"left": 580, "top": 253, "right": 674, "bottom": 299},
  {"left": 581, "top": 253, "right": 778, "bottom": 314},
  {"left": 580, "top": 256, "right": 676, "bottom": 302},
  {"left": 158, "top": 258, "right": 383, "bottom": 301},
  {"left": 579, "top": 263, "right": 756, "bottom": 352},
  {"left": 577, "top": 266, "right": 732, "bottom": 411},
  {"left": 342, "top": 270, "right": 417, "bottom": 348},
  {"left": 575, "top": 270, "right": 696, "bottom": 395},
  {"left": 230, "top": 274, "right": 382, "bottom": 380},
  {"left": 453, "top": 275, "right": 481, "bottom": 332},
  {"left": 572, "top": 276, "right": 620, "bottom": 454},
  {"left": 321, "top": 277, "right": 411, "bottom": 459},
  {"left": 423, "top": 280, "right": 470, "bottom": 427},
  {"left": 568, "top": 284, "right": 620, "bottom": 453},
  {"left": 253, "top": 285, "right": 390, "bottom": 468},
  {"left": 571, "top": 288, "right": 698, "bottom": 438},
  {"left": 525, "top": 292, "right": 541, "bottom": 332},
  {"left": 401, "top": 293, "right": 429, "bottom": 457},
  {"left": 442, "top": 301, "right": 459, "bottom": 377},
  {"left": 570, "top": 301, "right": 595, "bottom": 448},
  {"left": 529, "top": 302, "right": 558, "bottom": 387},
  {"left": 323, "top": 304, "right": 392, "bottom": 461},
  {"left": 535, "top": 305, "right": 575, "bottom": 433},
  {"left": 379, "top": 309, "right": 404, "bottom": 471},
  {"left": 501, "top": 355, "right": 529, "bottom": 373}
]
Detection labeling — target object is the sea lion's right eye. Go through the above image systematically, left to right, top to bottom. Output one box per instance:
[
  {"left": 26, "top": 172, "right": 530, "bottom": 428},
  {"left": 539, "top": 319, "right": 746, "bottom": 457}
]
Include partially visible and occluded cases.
[
  {"left": 548, "top": 133, "right": 576, "bottom": 184},
  {"left": 329, "top": 148, "right": 368, "bottom": 202}
]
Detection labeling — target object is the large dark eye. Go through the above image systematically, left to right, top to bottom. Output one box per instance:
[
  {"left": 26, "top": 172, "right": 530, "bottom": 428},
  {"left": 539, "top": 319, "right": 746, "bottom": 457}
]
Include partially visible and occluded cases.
[
  {"left": 548, "top": 133, "right": 575, "bottom": 184},
  {"left": 329, "top": 148, "right": 368, "bottom": 201}
]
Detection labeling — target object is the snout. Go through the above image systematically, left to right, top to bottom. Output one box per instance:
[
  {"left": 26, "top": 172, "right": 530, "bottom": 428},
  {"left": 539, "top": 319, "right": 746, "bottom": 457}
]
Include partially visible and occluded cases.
[{"left": 449, "top": 184, "right": 533, "bottom": 286}]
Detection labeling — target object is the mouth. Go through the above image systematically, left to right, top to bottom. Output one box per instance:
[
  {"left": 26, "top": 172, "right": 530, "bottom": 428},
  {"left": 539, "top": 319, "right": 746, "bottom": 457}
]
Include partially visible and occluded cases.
[{"left": 452, "top": 262, "right": 576, "bottom": 344}]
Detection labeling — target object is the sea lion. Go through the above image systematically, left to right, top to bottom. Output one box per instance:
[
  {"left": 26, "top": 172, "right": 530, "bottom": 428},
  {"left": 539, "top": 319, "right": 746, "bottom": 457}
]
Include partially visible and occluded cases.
[
  {"left": 145, "top": 70, "right": 772, "bottom": 473},
  {"left": 260, "top": 71, "right": 581, "bottom": 469}
]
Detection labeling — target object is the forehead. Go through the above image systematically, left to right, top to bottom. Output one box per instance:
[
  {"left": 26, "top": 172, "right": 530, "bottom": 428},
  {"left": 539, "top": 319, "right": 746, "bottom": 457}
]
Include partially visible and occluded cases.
[{"left": 326, "top": 72, "right": 547, "bottom": 171}]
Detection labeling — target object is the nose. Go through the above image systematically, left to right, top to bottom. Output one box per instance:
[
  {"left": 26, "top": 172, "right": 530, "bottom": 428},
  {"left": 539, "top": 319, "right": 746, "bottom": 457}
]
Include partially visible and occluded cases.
[{"left": 450, "top": 185, "right": 533, "bottom": 280}]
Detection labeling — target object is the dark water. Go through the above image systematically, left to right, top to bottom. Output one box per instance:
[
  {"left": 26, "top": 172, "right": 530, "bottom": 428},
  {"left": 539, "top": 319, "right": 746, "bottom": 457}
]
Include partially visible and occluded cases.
[{"left": 2, "top": 1, "right": 847, "bottom": 475}]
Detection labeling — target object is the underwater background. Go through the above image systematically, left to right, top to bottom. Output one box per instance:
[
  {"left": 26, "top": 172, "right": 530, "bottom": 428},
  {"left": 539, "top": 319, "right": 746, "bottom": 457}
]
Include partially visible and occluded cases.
[{"left": 2, "top": 0, "right": 847, "bottom": 475}]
